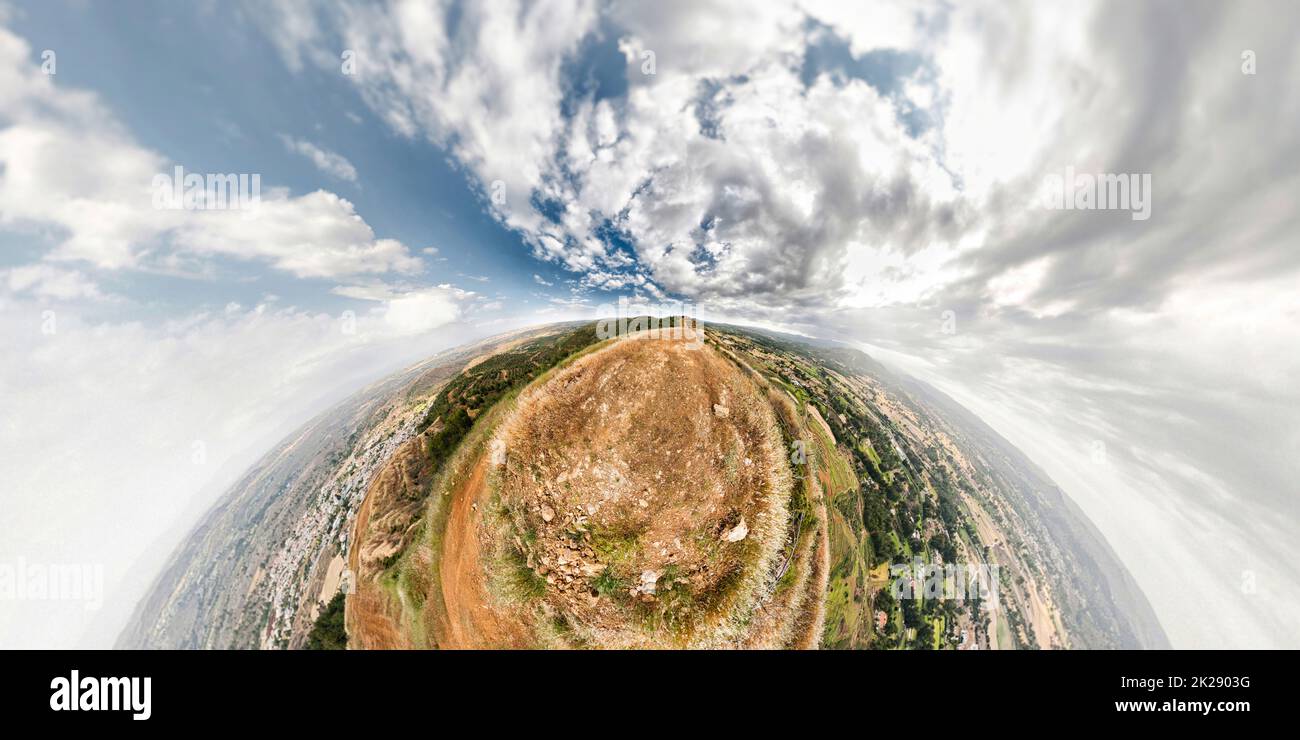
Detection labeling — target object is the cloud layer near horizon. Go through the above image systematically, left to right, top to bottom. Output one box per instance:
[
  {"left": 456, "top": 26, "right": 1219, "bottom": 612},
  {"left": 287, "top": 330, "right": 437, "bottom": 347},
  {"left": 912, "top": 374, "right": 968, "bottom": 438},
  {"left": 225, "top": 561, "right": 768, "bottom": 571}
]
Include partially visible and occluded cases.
[{"left": 0, "top": 14, "right": 496, "bottom": 647}]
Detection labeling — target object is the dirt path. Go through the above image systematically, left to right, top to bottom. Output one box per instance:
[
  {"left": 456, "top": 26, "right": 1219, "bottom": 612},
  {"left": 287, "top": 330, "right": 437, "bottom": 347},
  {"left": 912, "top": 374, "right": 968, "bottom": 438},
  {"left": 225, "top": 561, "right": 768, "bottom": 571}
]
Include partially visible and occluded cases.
[
  {"left": 346, "top": 433, "right": 521, "bottom": 648},
  {"left": 437, "top": 453, "right": 525, "bottom": 648}
]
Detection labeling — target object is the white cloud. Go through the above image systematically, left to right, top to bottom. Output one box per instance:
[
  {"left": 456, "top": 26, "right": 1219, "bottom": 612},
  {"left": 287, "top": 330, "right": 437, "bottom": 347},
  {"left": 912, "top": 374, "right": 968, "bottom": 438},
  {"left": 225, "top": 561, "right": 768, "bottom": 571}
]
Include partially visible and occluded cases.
[
  {"left": 263, "top": 0, "right": 965, "bottom": 309},
  {"left": 607, "top": 0, "right": 805, "bottom": 80},
  {"left": 795, "top": 0, "right": 937, "bottom": 54},
  {"left": 0, "top": 24, "right": 417, "bottom": 279},
  {"left": 279, "top": 134, "right": 359, "bottom": 182},
  {"left": 173, "top": 190, "right": 420, "bottom": 278},
  {"left": 3, "top": 264, "right": 106, "bottom": 300},
  {"left": 331, "top": 280, "right": 469, "bottom": 336},
  {"left": 0, "top": 281, "right": 476, "bottom": 648},
  {"left": 381, "top": 287, "right": 462, "bottom": 334}
]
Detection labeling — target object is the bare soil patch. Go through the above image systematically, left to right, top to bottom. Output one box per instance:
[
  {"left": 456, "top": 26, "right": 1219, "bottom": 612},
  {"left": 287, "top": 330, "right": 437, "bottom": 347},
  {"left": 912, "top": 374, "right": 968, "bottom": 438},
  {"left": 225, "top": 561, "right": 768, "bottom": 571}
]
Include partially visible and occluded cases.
[{"left": 485, "top": 336, "right": 791, "bottom": 646}]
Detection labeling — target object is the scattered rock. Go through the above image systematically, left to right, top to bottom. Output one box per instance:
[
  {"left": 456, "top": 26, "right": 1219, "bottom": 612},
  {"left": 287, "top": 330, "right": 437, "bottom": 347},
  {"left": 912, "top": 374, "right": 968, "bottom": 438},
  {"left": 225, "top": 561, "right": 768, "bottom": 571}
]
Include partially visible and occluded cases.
[
  {"left": 713, "top": 404, "right": 730, "bottom": 418},
  {"left": 489, "top": 439, "right": 507, "bottom": 466},
  {"left": 541, "top": 504, "right": 555, "bottom": 523},
  {"left": 722, "top": 516, "right": 749, "bottom": 543},
  {"left": 636, "top": 569, "right": 660, "bottom": 596}
]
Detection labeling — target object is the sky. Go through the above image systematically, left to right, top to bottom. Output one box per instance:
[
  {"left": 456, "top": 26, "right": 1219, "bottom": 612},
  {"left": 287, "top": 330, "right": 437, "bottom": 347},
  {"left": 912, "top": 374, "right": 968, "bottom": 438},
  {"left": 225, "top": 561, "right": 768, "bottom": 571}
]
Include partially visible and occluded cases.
[{"left": 0, "top": 0, "right": 1297, "bottom": 648}]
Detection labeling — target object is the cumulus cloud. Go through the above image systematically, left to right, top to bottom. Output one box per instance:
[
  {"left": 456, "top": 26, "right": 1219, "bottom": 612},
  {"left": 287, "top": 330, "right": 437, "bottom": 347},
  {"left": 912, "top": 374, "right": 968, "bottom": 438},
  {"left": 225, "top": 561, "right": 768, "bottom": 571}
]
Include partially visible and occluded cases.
[
  {"left": 255, "top": 0, "right": 1300, "bottom": 647},
  {"left": 259, "top": 0, "right": 970, "bottom": 308},
  {"left": 268, "top": 0, "right": 602, "bottom": 240},
  {"left": 0, "top": 24, "right": 418, "bottom": 279},
  {"left": 172, "top": 189, "right": 420, "bottom": 278},
  {"left": 331, "top": 280, "right": 472, "bottom": 335},
  {"left": 381, "top": 288, "right": 463, "bottom": 334}
]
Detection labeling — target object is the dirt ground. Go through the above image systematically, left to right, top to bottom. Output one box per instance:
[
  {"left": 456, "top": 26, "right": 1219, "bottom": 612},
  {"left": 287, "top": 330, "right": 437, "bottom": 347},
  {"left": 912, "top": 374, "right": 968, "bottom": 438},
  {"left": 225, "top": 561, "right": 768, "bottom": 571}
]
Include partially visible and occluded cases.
[
  {"left": 350, "top": 333, "right": 816, "bottom": 649},
  {"left": 481, "top": 336, "right": 791, "bottom": 645},
  {"left": 345, "top": 433, "right": 428, "bottom": 649},
  {"left": 435, "top": 453, "right": 530, "bottom": 648}
]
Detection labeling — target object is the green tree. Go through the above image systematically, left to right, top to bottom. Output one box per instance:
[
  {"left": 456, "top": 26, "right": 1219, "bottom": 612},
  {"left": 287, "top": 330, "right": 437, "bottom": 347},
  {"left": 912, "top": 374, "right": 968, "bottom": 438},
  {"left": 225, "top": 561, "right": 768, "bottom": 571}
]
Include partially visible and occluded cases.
[{"left": 306, "top": 592, "right": 347, "bottom": 650}]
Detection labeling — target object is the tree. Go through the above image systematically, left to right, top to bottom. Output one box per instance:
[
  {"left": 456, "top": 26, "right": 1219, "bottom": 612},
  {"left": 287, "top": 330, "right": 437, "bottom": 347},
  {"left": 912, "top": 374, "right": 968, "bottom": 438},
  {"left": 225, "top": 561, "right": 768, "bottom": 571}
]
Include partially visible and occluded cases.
[{"left": 306, "top": 592, "right": 347, "bottom": 650}]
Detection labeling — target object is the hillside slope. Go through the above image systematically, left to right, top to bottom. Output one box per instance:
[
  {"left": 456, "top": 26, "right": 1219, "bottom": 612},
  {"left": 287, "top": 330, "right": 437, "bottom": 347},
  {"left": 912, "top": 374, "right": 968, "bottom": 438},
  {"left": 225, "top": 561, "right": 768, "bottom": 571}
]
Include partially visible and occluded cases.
[{"left": 120, "top": 320, "right": 1166, "bottom": 650}]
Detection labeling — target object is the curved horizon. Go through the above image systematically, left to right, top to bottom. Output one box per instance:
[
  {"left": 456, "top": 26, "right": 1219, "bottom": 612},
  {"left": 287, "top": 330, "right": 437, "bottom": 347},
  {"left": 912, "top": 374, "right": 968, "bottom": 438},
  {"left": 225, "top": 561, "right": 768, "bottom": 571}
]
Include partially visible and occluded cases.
[{"left": 2, "top": 1, "right": 1297, "bottom": 651}]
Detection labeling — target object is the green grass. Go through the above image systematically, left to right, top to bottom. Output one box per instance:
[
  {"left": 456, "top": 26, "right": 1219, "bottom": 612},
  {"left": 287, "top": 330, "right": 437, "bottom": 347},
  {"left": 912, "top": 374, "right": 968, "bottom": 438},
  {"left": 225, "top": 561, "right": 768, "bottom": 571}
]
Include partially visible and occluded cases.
[
  {"left": 810, "top": 426, "right": 856, "bottom": 497},
  {"left": 861, "top": 439, "right": 881, "bottom": 466},
  {"left": 589, "top": 519, "right": 641, "bottom": 567},
  {"left": 503, "top": 546, "right": 548, "bottom": 601},
  {"left": 592, "top": 566, "right": 628, "bottom": 598},
  {"left": 996, "top": 614, "right": 1013, "bottom": 650}
]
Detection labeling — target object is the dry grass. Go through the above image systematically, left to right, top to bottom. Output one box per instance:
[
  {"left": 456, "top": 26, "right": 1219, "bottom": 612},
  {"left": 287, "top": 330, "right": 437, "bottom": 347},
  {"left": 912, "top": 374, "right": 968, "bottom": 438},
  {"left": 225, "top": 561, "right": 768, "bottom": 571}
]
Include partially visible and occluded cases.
[
  {"left": 349, "top": 331, "right": 832, "bottom": 649},
  {"left": 482, "top": 335, "right": 793, "bottom": 647}
]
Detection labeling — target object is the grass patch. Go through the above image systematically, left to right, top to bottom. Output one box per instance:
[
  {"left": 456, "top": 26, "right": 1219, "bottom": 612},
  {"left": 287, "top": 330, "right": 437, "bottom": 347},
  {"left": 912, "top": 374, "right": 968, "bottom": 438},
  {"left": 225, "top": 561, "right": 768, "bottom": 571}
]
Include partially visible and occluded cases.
[
  {"left": 589, "top": 521, "right": 640, "bottom": 566},
  {"left": 503, "top": 546, "right": 548, "bottom": 602},
  {"left": 592, "top": 566, "right": 628, "bottom": 598}
]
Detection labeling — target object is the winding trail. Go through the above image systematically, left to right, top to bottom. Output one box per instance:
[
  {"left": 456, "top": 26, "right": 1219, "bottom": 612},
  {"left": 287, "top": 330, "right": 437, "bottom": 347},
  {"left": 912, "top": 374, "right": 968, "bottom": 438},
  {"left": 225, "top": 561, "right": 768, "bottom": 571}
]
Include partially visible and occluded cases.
[{"left": 437, "top": 453, "right": 526, "bottom": 648}]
